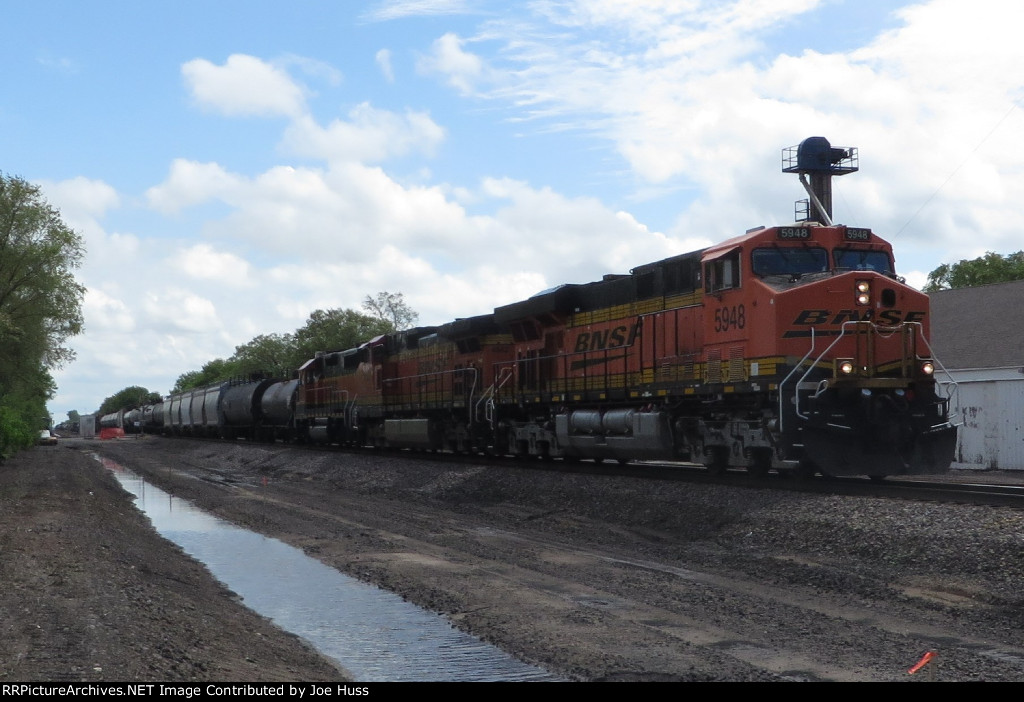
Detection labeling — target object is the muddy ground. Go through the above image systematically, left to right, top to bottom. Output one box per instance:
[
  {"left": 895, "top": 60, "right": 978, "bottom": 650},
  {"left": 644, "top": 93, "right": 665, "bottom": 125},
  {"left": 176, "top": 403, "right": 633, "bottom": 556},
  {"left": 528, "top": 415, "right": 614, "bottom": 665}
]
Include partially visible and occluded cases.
[
  {"left": 7, "top": 436, "right": 1024, "bottom": 682},
  {"left": 0, "top": 442, "right": 345, "bottom": 681}
]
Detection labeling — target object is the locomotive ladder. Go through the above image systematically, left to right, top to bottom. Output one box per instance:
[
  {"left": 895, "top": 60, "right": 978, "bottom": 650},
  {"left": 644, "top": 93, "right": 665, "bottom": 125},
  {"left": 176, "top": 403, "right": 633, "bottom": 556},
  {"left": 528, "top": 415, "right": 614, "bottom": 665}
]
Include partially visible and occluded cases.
[{"left": 478, "top": 366, "right": 515, "bottom": 428}]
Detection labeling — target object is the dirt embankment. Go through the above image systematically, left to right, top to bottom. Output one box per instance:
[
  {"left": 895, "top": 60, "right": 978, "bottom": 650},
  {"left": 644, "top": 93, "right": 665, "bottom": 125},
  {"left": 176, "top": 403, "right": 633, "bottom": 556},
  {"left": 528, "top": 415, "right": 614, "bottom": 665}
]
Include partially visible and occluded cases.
[
  {"left": 8, "top": 436, "right": 1024, "bottom": 682},
  {"left": 85, "top": 437, "right": 1024, "bottom": 682},
  {"left": 0, "top": 443, "right": 346, "bottom": 682}
]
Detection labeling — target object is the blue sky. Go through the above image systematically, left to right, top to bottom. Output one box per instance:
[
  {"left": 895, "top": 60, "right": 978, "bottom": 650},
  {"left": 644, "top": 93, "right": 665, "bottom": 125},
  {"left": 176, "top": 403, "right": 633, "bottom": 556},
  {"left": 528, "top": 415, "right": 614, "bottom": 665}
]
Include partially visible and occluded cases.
[{"left": 2, "top": 1, "right": 1021, "bottom": 420}]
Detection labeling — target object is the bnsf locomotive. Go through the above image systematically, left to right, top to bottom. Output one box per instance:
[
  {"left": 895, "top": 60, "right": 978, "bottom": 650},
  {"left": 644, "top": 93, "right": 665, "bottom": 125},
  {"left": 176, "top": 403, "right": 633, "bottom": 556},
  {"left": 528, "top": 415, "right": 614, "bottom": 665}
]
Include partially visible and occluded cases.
[{"left": 113, "top": 138, "right": 958, "bottom": 478}]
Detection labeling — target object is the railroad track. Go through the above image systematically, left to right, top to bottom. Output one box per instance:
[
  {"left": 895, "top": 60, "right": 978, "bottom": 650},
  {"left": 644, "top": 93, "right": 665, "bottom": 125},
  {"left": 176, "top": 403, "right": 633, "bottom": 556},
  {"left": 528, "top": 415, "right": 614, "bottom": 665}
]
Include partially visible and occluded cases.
[{"left": 120, "top": 434, "right": 1024, "bottom": 508}]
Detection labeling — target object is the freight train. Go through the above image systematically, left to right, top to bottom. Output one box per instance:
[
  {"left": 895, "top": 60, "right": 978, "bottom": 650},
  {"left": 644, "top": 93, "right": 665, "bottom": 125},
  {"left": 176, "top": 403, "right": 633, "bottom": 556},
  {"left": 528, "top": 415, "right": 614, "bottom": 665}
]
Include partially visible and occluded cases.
[{"left": 103, "top": 138, "right": 959, "bottom": 478}]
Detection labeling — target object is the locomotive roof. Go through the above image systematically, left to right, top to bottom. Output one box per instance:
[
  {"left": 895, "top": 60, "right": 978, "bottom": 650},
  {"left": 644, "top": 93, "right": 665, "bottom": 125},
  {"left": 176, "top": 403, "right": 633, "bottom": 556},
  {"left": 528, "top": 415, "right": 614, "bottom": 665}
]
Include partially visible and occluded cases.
[
  {"left": 630, "top": 248, "right": 704, "bottom": 276},
  {"left": 494, "top": 275, "right": 636, "bottom": 324},
  {"left": 439, "top": 313, "right": 500, "bottom": 338}
]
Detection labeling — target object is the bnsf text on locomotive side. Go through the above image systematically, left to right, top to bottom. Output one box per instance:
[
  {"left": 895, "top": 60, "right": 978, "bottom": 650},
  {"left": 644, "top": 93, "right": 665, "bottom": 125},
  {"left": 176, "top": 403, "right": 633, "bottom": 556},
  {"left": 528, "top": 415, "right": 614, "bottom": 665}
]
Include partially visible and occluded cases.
[
  {"left": 793, "top": 309, "right": 925, "bottom": 325},
  {"left": 573, "top": 323, "right": 639, "bottom": 353}
]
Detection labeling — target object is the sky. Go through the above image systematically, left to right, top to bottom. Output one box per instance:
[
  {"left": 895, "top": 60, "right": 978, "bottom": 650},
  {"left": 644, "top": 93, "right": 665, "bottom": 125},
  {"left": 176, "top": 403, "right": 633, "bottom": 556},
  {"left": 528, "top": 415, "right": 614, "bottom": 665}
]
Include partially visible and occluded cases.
[{"left": 2, "top": 0, "right": 1021, "bottom": 421}]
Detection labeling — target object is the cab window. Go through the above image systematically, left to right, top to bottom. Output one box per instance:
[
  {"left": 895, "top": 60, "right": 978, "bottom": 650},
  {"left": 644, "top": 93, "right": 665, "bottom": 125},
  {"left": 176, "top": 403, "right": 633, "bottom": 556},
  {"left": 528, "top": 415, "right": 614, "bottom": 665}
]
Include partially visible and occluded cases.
[
  {"left": 751, "top": 247, "right": 828, "bottom": 277},
  {"left": 834, "top": 248, "right": 893, "bottom": 274},
  {"left": 705, "top": 249, "right": 741, "bottom": 293}
]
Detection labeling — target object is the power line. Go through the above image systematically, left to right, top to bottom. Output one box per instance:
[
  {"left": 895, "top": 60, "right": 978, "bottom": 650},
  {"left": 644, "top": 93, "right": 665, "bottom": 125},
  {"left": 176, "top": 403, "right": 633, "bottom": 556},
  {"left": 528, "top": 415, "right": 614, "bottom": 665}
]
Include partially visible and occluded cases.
[{"left": 892, "top": 101, "right": 1020, "bottom": 239}]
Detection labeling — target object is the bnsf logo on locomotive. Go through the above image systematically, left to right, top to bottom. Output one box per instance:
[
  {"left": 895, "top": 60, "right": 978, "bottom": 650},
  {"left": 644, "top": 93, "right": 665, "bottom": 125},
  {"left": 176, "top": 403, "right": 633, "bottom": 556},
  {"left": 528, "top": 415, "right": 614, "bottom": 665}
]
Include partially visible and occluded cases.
[
  {"left": 791, "top": 309, "right": 926, "bottom": 326},
  {"left": 573, "top": 323, "right": 639, "bottom": 353}
]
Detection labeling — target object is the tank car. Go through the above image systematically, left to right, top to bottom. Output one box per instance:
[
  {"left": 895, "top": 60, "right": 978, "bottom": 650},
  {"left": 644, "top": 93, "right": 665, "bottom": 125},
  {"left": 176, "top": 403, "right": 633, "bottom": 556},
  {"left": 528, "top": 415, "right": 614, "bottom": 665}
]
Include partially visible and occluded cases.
[
  {"left": 218, "top": 377, "right": 273, "bottom": 440},
  {"left": 257, "top": 378, "right": 299, "bottom": 442},
  {"left": 141, "top": 402, "right": 164, "bottom": 433},
  {"left": 123, "top": 407, "right": 144, "bottom": 433},
  {"left": 99, "top": 409, "right": 125, "bottom": 430}
]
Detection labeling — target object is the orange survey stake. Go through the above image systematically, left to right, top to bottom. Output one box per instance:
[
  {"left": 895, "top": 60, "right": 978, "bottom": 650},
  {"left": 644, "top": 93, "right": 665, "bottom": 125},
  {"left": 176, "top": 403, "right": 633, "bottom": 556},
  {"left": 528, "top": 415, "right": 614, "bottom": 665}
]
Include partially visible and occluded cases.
[{"left": 908, "top": 651, "right": 937, "bottom": 675}]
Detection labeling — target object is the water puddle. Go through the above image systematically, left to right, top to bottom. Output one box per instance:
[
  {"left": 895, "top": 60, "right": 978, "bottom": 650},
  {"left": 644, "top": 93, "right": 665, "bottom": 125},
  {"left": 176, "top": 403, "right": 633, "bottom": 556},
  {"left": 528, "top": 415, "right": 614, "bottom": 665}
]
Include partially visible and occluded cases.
[{"left": 98, "top": 456, "right": 559, "bottom": 682}]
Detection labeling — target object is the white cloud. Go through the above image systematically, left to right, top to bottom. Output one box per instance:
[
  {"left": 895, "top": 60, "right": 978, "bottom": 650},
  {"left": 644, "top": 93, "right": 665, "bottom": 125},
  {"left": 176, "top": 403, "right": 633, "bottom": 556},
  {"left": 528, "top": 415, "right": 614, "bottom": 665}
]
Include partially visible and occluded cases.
[
  {"left": 363, "top": 0, "right": 477, "bottom": 22},
  {"left": 417, "top": 33, "right": 485, "bottom": 94},
  {"left": 376, "top": 49, "right": 395, "bottom": 82},
  {"left": 182, "top": 54, "right": 307, "bottom": 118},
  {"left": 279, "top": 54, "right": 344, "bottom": 87},
  {"left": 281, "top": 104, "right": 446, "bottom": 164},
  {"left": 146, "top": 159, "right": 239, "bottom": 214},
  {"left": 37, "top": 177, "right": 120, "bottom": 234},
  {"left": 169, "top": 244, "right": 253, "bottom": 286},
  {"left": 82, "top": 288, "right": 135, "bottom": 333},
  {"left": 142, "top": 288, "right": 222, "bottom": 334}
]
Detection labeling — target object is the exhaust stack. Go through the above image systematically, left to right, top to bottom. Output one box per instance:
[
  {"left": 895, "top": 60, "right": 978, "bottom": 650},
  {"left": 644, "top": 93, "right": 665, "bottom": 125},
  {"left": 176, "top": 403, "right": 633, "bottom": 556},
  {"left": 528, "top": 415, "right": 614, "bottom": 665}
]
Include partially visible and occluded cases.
[{"left": 782, "top": 136, "right": 858, "bottom": 225}]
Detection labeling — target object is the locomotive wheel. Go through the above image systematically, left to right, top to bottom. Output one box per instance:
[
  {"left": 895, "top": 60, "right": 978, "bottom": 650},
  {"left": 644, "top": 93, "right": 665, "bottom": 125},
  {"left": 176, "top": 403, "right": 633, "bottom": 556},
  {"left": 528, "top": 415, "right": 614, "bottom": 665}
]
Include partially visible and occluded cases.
[
  {"left": 705, "top": 446, "right": 728, "bottom": 475},
  {"left": 747, "top": 448, "right": 772, "bottom": 477},
  {"left": 794, "top": 460, "right": 818, "bottom": 481}
]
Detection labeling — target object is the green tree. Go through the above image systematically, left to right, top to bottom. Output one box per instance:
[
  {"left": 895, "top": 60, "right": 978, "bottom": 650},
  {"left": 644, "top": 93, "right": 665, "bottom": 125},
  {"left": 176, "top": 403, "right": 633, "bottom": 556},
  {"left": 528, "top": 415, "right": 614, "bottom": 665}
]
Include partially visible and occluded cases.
[
  {"left": 0, "top": 174, "right": 85, "bottom": 457},
  {"left": 923, "top": 251, "right": 1024, "bottom": 292},
  {"left": 362, "top": 291, "right": 419, "bottom": 331},
  {"left": 165, "top": 295, "right": 420, "bottom": 396},
  {"left": 293, "top": 308, "right": 393, "bottom": 361},
  {"left": 231, "top": 332, "right": 298, "bottom": 377},
  {"left": 170, "top": 358, "right": 242, "bottom": 394},
  {"left": 98, "top": 386, "right": 161, "bottom": 416},
  {"left": 60, "top": 409, "right": 81, "bottom": 434}
]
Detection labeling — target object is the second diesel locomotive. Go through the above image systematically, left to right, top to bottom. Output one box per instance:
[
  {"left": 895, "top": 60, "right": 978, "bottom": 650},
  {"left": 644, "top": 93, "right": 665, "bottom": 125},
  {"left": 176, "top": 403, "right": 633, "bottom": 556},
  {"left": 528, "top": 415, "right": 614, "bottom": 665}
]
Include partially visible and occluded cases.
[{"left": 122, "top": 137, "right": 959, "bottom": 478}]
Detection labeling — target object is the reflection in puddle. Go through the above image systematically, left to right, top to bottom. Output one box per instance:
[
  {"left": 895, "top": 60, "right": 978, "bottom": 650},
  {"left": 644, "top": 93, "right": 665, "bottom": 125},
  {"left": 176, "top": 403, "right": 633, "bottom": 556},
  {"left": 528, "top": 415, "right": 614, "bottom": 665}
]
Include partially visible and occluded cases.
[{"left": 98, "top": 456, "right": 558, "bottom": 682}]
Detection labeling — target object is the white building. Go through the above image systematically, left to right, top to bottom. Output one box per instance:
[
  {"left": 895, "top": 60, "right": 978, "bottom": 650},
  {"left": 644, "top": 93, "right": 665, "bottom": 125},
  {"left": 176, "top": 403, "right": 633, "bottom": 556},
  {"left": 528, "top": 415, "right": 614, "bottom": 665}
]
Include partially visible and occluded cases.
[{"left": 79, "top": 414, "right": 96, "bottom": 439}]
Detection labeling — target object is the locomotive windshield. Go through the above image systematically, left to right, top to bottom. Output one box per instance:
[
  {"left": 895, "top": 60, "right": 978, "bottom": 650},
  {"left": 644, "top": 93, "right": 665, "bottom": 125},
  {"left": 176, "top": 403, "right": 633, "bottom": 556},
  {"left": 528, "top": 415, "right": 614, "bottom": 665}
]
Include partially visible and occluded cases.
[
  {"left": 751, "top": 247, "right": 828, "bottom": 277},
  {"left": 834, "top": 248, "right": 893, "bottom": 274}
]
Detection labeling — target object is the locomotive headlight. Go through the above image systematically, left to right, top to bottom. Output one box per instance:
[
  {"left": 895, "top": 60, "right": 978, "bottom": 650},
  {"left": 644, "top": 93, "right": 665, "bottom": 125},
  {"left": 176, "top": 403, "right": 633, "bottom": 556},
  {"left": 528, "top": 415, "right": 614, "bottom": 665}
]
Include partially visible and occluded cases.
[
  {"left": 855, "top": 280, "right": 871, "bottom": 305},
  {"left": 838, "top": 359, "right": 855, "bottom": 375},
  {"left": 920, "top": 360, "right": 935, "bottom": 376}
]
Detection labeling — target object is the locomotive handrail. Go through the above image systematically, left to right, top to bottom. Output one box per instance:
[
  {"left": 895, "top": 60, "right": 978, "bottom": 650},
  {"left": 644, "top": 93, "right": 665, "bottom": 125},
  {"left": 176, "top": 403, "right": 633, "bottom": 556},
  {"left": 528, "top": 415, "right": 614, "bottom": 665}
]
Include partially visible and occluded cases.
[
  {"left": 789, "top": 320, "right": 958, "bottom": 426},
  {"left": 792, "top": 320, "right": 872, "bottom": 421},
  {"left": 907, "top": 323, "right": 963, "bottom": 426},
  {"left": 777, "top": 327, "right": 817, "bottom": 432},
  {"left": 465, "top": 366, "right": 479, "bottom": 426},
  {"left": 479, "top": 366, "right": 515, "bottom": 428},
  {"left": 332, "top": 388, "right": 349, "bottom": 416},
  {"left": 344, "top": 392, "right": 357, "bottom": 428}
]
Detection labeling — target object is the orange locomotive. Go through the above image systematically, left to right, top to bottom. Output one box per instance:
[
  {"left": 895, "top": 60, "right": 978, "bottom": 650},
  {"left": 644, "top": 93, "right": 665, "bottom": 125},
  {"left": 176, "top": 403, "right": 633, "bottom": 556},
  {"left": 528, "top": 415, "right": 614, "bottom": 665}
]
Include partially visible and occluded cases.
[
  {"left": 294, "top": 137, "right": 958, "bottom": 477},
  {"left": 295, "top": 315, "right": 514, "bottom": 453}
]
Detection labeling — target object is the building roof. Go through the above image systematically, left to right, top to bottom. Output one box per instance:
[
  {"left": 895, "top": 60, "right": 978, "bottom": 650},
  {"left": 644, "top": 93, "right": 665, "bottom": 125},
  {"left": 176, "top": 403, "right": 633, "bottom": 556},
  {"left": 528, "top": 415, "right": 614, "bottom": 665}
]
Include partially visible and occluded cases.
[{"left": 929, "top": 279, "right": 1024, "bottom": 369}]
